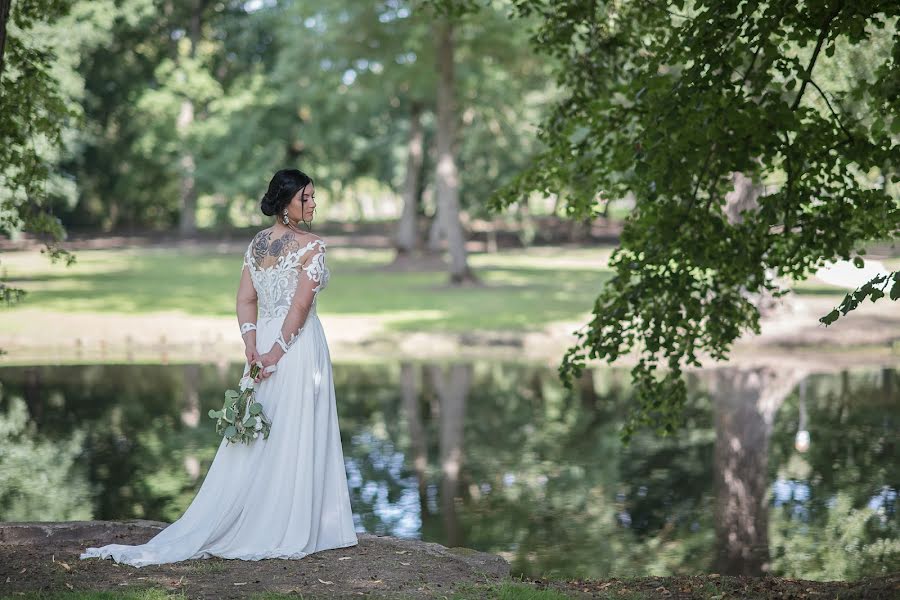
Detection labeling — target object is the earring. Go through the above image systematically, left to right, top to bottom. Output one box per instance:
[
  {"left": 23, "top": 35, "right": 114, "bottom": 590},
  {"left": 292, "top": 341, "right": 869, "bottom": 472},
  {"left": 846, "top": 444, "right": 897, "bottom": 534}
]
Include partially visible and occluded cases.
[{"left": 282, "top": 210, "right": 289, "bottom": 225}]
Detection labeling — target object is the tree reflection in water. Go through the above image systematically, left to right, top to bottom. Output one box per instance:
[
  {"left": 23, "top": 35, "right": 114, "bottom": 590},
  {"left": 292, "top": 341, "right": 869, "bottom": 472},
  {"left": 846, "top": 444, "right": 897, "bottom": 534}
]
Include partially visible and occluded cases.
[{"left": 0, "top": 361, "right": 896, "bottom": 579}]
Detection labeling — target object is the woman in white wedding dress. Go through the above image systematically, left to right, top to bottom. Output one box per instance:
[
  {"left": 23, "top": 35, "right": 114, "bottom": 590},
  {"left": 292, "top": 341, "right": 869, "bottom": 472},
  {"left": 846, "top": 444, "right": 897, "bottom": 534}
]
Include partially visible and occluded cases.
[{"left": 80, "top": 169, "right": 358, "bottom": 567}]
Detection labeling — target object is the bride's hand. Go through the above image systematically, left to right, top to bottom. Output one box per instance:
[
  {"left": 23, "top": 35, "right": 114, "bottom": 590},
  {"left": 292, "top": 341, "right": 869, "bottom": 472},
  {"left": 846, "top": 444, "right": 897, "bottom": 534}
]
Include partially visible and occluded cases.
[
  {"left": 244, "top": 344, "right": 261, "bottom": 369},
  {"left": 255, "top": 351, "right": 280, "bottom": 383}
]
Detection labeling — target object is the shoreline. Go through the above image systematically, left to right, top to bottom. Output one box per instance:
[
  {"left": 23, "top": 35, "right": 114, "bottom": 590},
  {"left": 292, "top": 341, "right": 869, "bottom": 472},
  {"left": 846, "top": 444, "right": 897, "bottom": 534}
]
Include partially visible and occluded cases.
[{"left": 1, "top": 305, "right": 898, "bottom": 371}]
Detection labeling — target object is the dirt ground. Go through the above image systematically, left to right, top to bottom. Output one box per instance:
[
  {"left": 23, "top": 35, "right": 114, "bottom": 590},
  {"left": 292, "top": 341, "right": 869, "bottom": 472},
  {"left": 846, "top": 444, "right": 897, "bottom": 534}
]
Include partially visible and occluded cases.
[
  {"left": 1, "top": 521, "right": 897, "bottom": 599},
  {"left": 529, "top": 572, "right": 900, "bottom": 599}
]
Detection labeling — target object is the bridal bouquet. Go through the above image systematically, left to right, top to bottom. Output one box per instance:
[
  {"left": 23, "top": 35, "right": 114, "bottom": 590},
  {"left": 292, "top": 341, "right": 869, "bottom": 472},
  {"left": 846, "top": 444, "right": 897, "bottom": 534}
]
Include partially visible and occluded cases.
[{"left": 208, "top": 362, "right": 273, "bottom": 445}]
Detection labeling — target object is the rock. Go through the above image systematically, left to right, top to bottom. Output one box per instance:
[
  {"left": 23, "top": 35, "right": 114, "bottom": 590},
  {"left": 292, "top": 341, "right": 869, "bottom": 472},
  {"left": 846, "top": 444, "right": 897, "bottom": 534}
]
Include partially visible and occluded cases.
[
  {"left": 0, "top": 520, "right": 510, "bottom": 599},
  {"left": 0, "top": 520, "right": 167, "bottom": 545}
]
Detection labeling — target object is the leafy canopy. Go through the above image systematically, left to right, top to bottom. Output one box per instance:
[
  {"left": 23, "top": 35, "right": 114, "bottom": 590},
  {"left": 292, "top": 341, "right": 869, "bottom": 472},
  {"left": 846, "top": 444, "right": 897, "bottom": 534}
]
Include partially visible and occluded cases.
[{"left": 491, "top": 0, "right": 900, "bottom": 441}]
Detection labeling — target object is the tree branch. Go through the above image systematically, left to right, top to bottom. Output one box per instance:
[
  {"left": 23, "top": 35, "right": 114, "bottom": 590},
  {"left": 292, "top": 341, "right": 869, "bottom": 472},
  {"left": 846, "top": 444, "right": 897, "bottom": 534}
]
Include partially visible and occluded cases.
[
  {"left": 0, "top": 0, "right": 12, "bottom": 77},
  {"left": 790, "top": 2, "right": 844, "bottom": 112},
  {"left": 807, "top": 77, "right": 854, "bottom": 143}
]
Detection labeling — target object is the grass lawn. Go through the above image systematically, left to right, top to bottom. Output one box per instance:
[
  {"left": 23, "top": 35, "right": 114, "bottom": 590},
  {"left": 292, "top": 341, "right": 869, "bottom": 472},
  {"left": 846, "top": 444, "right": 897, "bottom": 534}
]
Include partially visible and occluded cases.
[
  {"left": 3, "top": 243, "right": 892, "bottom": 336},
  {"left": 0, "top": 246, "right": 611, "bottom": 333}
]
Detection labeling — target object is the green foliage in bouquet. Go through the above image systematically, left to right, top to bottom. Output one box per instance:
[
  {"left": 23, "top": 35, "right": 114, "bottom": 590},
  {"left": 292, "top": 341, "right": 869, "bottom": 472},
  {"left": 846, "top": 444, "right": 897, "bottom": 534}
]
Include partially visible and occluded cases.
[{"left": 208, "top": 363, "right": 273, "bottom": 445}]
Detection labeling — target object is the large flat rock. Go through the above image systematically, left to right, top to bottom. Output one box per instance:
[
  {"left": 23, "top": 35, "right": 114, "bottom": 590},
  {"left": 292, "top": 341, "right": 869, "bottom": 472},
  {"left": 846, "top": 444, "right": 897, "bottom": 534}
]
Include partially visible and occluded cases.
[{"left": 0, "top": 520, "right": 510, "bottom": 599}]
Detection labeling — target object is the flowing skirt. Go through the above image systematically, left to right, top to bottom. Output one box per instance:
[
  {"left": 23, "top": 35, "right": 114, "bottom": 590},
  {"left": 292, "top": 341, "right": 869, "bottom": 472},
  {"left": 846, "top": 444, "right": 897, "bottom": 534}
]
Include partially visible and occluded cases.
[{"left": 79, "top": 311, "right": 358, "bottom": 567}]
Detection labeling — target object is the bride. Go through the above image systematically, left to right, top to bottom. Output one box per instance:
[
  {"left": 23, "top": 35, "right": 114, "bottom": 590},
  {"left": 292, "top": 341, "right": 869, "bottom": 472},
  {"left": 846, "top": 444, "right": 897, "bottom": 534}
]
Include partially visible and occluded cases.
[{"left": 80, "top": 169, "right": 359, "bottom": 567}]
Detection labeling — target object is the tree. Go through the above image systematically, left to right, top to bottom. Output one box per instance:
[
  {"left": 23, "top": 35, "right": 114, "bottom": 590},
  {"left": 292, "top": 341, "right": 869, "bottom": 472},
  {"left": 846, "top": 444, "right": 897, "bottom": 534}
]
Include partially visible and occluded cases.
[
  {"left": 0, "top": 0, "right": 78, "bottom": 319},
  {"left": 491, "top": 0, "right": 900, "bottom": 441},
  {"left": 431, "top": 14, "right": 476, "bottom": 282},
  {"left": 395, "top": 101, "right": 426, "bottom": 256}
]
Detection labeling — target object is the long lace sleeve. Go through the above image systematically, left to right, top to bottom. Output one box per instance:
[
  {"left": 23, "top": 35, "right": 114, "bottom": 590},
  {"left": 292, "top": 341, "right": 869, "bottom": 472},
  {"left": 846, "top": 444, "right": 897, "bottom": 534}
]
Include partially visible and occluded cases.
[
  {"left": 269, "top": 240, "right": 327, "bottom": 357},
  {"left": 236, "top": 254, "right": 258, "bottom": 343}
]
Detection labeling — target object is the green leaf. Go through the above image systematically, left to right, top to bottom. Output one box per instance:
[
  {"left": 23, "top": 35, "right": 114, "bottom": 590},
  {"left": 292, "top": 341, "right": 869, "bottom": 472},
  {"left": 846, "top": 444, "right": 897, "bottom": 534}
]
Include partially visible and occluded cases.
[
  {"left": 853, "top": 256, "right": 864, "bottom": 268},
  {"left": 820, "top": 309, "right": 840, "bottom": 326},
  {"left": 225, "top": 390, "right": 240, "bottom": 400},
  {"left": 249, "top": 403, "right": 262, "bottom": 415},
  {"left": 223, "top": 425, "right": 237, "bottom": 438}
]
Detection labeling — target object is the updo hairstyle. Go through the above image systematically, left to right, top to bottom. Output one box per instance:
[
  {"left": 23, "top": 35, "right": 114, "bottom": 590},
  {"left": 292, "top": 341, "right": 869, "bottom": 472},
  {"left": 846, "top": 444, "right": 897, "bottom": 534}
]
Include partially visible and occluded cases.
[{"left": 260, "top": 169, "right": 315, "bottom": 228}]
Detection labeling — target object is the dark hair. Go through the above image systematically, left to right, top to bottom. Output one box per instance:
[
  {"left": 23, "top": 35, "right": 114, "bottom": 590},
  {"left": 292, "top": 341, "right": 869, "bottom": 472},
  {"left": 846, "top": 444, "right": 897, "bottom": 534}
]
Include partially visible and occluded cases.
[{"left": 260, "top": 169, "right": 315, "bottom": 228}]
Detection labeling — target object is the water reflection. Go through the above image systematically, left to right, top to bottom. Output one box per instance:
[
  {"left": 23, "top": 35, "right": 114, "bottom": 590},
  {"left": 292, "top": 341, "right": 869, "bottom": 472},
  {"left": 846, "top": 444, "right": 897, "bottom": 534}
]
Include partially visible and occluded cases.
[{"left": 0, "top": 362, "right": 897, "bottom": 580}]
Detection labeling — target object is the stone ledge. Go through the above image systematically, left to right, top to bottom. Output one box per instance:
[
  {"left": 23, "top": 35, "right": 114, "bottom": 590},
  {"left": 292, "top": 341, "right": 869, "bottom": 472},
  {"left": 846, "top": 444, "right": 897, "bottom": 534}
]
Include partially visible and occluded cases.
[{"left": 1, "top": 519, "right": 509, "bottom": 580}]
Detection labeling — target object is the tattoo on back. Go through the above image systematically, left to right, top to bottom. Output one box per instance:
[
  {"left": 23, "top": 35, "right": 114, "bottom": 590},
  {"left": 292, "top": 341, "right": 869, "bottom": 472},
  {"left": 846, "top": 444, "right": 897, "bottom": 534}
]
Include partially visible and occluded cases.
[{"left": 250, "top": 230, "right": 303, "bottom": 268}]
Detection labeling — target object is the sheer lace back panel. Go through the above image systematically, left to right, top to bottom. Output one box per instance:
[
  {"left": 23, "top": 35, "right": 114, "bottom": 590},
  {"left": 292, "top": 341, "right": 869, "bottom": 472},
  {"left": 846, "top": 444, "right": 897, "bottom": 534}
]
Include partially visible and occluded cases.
[{"left": 242, "top": 230, "right": 330, "bottom": 320}]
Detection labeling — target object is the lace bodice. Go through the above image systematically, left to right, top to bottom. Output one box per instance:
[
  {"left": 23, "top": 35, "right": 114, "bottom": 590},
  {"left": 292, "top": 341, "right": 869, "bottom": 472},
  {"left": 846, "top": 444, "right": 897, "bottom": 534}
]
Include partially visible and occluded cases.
[{"left": 242, "top": 231, "right": 330, "bottom": 320}]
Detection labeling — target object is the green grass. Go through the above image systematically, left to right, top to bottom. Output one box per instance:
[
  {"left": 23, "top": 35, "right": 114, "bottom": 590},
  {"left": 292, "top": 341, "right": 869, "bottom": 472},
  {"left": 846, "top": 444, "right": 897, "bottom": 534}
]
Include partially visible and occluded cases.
[
  {"left": 4, "top": 242, "right": 893, "bottom": 335},
  {"left": 0, "top": 246, "right": 610, "bottom": 333},
  {"left": 180, "top": 560, "right": 228, "bottom": 574},
  {"left": 449, "top": 581, "right": 581, "bottom": 599}
]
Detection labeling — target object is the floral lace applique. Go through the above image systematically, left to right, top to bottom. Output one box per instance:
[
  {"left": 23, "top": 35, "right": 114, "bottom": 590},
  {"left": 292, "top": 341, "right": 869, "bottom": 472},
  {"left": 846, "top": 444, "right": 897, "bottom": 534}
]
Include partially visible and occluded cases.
[{"left": 243, "top": 232, "right": 329, "bottom": 321}]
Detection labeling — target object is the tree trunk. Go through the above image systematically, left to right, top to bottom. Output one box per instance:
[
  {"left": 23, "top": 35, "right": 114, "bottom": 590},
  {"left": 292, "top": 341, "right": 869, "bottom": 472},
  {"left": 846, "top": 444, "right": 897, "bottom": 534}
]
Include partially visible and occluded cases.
[
  {"left": 0, "top": 0, "right": 11, "bottom": 77},
  {"left": 177, "top": 0, "right": 205, "bottom": 236},
  {"left": 432, "top": 17, "right": 474, "bottom": 283},
  {"left": 177, "top": 100, "right": 197, "bottom": 235},
  {"left": 396, "top": 102, "right": 424, "bottom": 256},
  {"left": 724, "top": 171, "right": 786, "bottom": 317},
  {"left": 427, "top": 207, "right": 444, "bottom": 251},
  {"left": 180, "top": 363, "right": 200, "bottom": 428},
  {"left": 401, "top": 363, "right": 429, "bottom": 518},
  {"left": 429, "top": 363, "right": 471, "bottom": 547},
  {"left": 440, "top": 363, "right": 469, "bottom": 548},
  {"left": 711, "top": 366, "right": 805, "bottom": 575}
]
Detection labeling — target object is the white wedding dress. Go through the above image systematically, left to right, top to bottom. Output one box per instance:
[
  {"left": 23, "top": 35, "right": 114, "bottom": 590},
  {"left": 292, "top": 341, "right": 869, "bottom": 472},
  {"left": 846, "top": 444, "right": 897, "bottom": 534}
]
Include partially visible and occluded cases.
[{"left": 79, "top": 231, "right": 358, "bottom": 567}]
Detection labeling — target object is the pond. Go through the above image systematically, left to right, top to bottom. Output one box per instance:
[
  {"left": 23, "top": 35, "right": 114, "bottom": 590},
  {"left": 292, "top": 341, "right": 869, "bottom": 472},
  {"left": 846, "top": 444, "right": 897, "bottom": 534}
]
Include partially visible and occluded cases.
[{"left": 0, "top": 361, "right": 897, "bottom": 581}]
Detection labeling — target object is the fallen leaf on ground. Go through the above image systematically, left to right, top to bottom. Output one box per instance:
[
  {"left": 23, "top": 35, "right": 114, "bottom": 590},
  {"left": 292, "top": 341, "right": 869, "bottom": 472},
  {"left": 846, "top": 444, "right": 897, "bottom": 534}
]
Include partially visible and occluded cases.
[
  {"left": 395, "top": 550, "right": 408, "bottom": 554},
  {"left": 338, "top": 556, "right": 352, "bottom": 560},
  {"left": 59, "top": 562, "right": 71, "bottom": 571},
  {"left": 400, "top": 562, "right": 411, "bottom": 566},
  {"left": 318, "top": 578, "right": 334, "bottom": 585},
  {"left": 233, "top": 582, "right": 247, "bottom": 586},
  {"left": 64, "top": 583, "right": 73, "bottom": 590}
]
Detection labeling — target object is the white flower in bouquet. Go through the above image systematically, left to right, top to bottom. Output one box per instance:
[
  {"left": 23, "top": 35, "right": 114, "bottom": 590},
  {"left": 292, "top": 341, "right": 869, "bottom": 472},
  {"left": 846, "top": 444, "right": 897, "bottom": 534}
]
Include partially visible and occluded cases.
[{"left": 239, "top": 374, "right": 255, "bottom": 392}]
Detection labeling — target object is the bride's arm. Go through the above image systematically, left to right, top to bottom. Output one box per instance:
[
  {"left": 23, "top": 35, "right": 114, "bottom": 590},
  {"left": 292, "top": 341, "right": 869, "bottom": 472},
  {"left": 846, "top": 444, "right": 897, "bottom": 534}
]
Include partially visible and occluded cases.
[
  {"left": 266, "top": 240, "right": 327, "bottom": 361},
  {"left": 236, "top": 261, "right": 258, "bottom": 349}
]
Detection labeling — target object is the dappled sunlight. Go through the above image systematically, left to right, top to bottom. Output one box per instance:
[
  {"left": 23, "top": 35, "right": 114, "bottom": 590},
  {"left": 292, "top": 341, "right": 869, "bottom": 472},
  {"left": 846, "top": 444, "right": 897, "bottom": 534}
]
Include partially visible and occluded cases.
[{"left": 1, "top": 246, "right": 605, "bottom": 330}]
